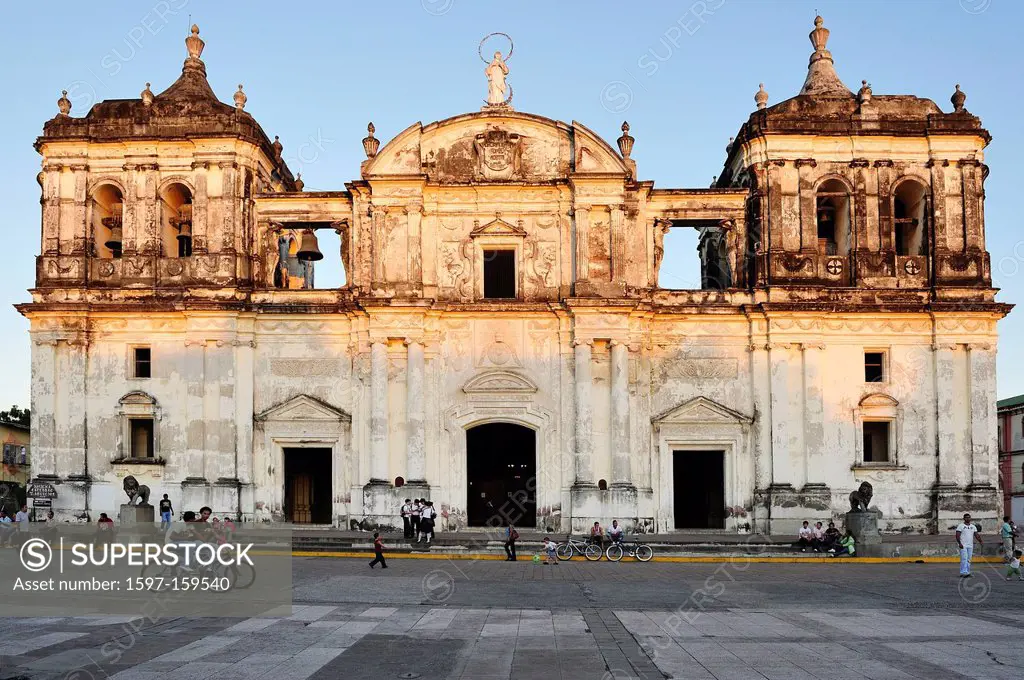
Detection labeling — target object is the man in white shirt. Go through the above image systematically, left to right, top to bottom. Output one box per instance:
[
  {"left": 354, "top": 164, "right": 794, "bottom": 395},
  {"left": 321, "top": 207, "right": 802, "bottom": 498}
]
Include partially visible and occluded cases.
[
  {"left": 400, "top": 499, "right": 413, "bottom": 539},
  {"left": 15, "top": 504, "right": 29, "bottom": 528},
  {"left": 956, "top": 513, "right": 983, "bottom": 578},
  {"left": 607, "top": 520, "right": 624, "bottom": 544},
  {"left": 797, "top": 521, "right": 814, "bottom": 552}
]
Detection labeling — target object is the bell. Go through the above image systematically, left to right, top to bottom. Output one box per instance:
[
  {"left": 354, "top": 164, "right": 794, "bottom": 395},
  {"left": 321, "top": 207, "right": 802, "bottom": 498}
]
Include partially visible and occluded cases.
[
  {"left": 176, "top": 221, "right": 193, "bottom": 241},
  {"left": 104, "top": 225, "right": 123, "bottom": 251},
  {"left": 296, "top": 229, "right": 323, "bottom": 262}
]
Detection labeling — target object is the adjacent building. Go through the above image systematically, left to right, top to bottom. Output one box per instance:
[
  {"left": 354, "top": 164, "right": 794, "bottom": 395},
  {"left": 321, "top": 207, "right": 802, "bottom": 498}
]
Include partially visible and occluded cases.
[
  {"left": 20, "top": 18, "right": 1011, "bottom": 533},
  {"left": 998, "top": 395, "right": 1024, "bottom": 524}
]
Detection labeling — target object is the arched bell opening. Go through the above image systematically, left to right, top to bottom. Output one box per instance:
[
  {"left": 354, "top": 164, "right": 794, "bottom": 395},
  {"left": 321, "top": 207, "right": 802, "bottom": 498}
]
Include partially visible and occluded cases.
[
  {"left": 815, "top": 179, "right": 852, "bottom": 256},
  {"left": 893, "top": 179, "right": 929, "bottom": 257},
  {"left": 160, "top": 182, "right": 193, "bottom": 257},
  {"left": 91, "top": 184, "right": 124, "bottom": 259}
]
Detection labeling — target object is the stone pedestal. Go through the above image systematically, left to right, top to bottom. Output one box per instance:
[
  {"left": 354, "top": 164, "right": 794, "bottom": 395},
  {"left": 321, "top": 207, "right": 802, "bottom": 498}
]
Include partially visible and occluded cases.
[
  {"left": 119, "top": 503, "right": 155, "bottom": 526},
  {"left": 845, "top": 511, "right": 881, "bottom": 556}
]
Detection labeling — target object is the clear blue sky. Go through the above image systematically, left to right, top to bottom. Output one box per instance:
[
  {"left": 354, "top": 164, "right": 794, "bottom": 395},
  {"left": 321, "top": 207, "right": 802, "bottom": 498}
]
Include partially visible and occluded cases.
[{"left": 0, "top": 0, "right": 1021, "bottom": 409}]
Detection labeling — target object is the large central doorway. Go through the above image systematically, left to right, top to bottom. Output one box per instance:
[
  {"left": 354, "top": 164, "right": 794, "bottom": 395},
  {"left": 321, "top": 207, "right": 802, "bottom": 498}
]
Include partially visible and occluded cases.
[
  {"left": 466, "top": 423, "right": 536, "bottom": 527},
  {"left": 283, "top": 447, "right": 332, "bottom": 524},
  {"left": 673, "top": 450, "right": 725, "bottom": 529}
]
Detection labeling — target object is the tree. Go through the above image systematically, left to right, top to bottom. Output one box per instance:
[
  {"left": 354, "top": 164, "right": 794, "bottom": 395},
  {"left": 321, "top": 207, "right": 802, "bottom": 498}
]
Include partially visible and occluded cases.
[{"left": 0, "top": 405, "right": 30, "bottom": 427}]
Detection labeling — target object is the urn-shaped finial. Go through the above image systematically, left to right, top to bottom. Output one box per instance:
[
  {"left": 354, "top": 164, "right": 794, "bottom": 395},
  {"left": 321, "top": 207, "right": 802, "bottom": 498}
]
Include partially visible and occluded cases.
[
  {"left": 809, "top": 15, "right": 830, "bottom": 54},
  {"left": 185, "top": 24, "right": 205, "bottom": 61},
  {"left": 857, "top": 80, "right": 872, "bottom": 105},
  {"left": 141, "top": 83, "right": 154, "bottom": 106},
  {"left": 754, "top": 83, "right": 769, "bottom": 110},
  {"left": 951, "top": 83, "right": 967, "bottom": 113},
  {"left": 234, "top": 84, "right": 247, "bottom": 110},
  {"left": 57, "top": 89, "right": 71, "bottom": 116},
  {"left": 617, "top": 121, "right": 635, "bottom": 158},
  {"left": 362, "top": 122, "right": 380, "bottom": 158},
  {"left": 272, "top": 135, "right": 283, "bottom": 162},
  {"left": 726, "top": 136, "right": 734, "bottom": 155},
  {"left": 294, "top": 173, "right": 304, "bottom": 191}
]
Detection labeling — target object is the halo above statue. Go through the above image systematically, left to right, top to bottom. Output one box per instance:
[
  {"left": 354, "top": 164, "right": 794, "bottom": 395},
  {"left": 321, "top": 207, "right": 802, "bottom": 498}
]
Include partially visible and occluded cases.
[{"left": 478, "top": 32, "right": 514, "bottom": 63}]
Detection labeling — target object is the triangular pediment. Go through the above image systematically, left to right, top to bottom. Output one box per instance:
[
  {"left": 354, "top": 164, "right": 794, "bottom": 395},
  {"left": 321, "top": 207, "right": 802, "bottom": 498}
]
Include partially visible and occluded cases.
[
  {"left": 470, "top": 216, "right": 527, "bottom": 238},
  {"left": 463, "top": 370, "right": 538, "bottom": 394},
  {"left": 256, "top": 394, "right": 351, "bottom": 423},
  {"left": 652, "top": 396, "right": 752, "bottom": 425}
]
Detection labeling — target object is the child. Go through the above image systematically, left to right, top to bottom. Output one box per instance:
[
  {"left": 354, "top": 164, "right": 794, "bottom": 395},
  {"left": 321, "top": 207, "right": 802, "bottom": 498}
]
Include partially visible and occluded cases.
[
  {"left": 369, "top": 532, "right": 387, "bottom": 569},
  {"left": 543, "top": 536, "right": 558, "bottom": 565},
  {"left": 1006, "top": 549, "right": 1023, "bottom": 581}
]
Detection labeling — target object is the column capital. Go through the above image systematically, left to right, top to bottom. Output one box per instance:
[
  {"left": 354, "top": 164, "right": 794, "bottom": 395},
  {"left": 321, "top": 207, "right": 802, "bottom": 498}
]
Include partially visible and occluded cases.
[
  {"left": 573, "top": 337, "right": 593, "bottom": 348},
  {"left": 801, "top": 342, "right": 826, "bottom": 351},
  {"left": 932, "top": 342, "right": 959, "bottom": 352},
  {"left": 966, "top": 342, "right": 993, "bottom": 352}
]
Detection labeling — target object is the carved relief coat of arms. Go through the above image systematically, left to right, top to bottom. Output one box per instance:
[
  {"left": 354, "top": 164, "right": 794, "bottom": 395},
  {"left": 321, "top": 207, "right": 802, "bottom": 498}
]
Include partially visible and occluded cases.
[{"left": 474, "top": 128, "right": 522, "bottom": 181}]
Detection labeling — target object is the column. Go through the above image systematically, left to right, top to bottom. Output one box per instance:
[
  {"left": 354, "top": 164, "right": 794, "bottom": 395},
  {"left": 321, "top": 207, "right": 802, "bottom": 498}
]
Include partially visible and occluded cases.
[
  {"left": 219, "top": 162, "right": 237, "bottom": 253},
  {"left": 70, "top": 165, "right": 88, "bottom": 255},
  {"left": 192, "top": 165, "right": 209, "bottom": 254},
  {"left": 406, "top": 204, "right": 423, "bottom": 285},
  {"left": 574, "top": 205, "right": 590, "bottom": 284},
  {"left": 609, "top": 205, "right": 625, "bottom": 284},
  {"left": 371, "top": 206, "right": 387, "bottom": 285},
  {"left": 65, "top": 337, "right": 88, "bottom": 478},
  {"left": 30, "top": 338, "right": 58, "bottom": 477},
  {"left": 184, "top": 339, "right": 206, "bottom": 480},
  {"left": 234, "top": 339, "right": 255, "bottom": 487},
  {"left": 405, "top": 339, "right": 425, "bottom": 482},
  {"left": 573, "top": 339, "right": 593, "bottom": 485},
  {"left": 609, "top": 340, "right": 631, "bottom": 486},
  {"left": 369, "top": 342, "right": 389, "bottom": 482},
  {"left": 749, "top": 342, "right": 772, "bottom": 493},
  {"left": 801, "top": 342, "right": 825, "bottom": 486},
  {"left": 768, "top": 343, "right": 793, "bottom": 487},
  {"left": 934, "top": 343, "right": 962, "bottom": 485},
  {"left": 968, "top": 343, "right": 996, "bottom": 488}
]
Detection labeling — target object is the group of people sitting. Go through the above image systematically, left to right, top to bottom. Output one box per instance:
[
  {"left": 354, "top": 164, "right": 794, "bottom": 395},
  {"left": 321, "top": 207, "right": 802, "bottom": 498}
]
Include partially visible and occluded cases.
[
  {"left": 588, "top": 519, "right": 625, "bottom": 548},
  {"left": 796, "top": 520, "right": 856, "bottom": 557}
]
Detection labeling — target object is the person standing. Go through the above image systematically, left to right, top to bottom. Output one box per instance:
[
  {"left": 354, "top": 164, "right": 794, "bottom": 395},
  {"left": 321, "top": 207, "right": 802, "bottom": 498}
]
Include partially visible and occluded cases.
[
  {"left": 159, "top": 494, "right": 173, "bottom": 531},
  {"left": 401, "top": 498, "right": 413, "bottom": 539},
  {"left": 411, "top": 499, "right": 422, "bottom": 540},
  {"left": 421, "top": 501, "right": 435, "bottom": 544},
  {"left": 0, "top": 510, "right": 13, "bottom": 546},
  {"left": 956, "top": 513, "right": 982, "bottom": 578},
  {"left": 1000, "top": 515, "right": 1014, "bottom": 560},
  {"left": 504, "top": 522, "right": 519, "bottom": 561},
  {"left": 369, "top": 532, "right": 387, "bottom": 569},
  {"left": 543, "top": 536, "right": 559, "bottom": 565}
]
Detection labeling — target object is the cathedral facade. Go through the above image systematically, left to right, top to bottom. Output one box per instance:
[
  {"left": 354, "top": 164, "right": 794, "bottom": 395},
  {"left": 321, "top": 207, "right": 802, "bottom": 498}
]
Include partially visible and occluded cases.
[{"left": 21, "top": 19, "right": 1010, "bottom": 534}]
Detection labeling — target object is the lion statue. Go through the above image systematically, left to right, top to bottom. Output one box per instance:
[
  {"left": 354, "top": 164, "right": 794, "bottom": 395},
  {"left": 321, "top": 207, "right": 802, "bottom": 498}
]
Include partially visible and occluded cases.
[
  {"left": 122, "top": 475, "right": 151, "bottom": 506},
  {"left": 849, "top": 481, "right": 873, "bottom": 513}
]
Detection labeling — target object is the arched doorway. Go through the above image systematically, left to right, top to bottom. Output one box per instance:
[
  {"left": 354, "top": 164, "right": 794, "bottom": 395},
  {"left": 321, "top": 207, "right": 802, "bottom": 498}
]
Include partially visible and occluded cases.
[{"left": 466, "top": 423, "right": 536, "bottom": 527}]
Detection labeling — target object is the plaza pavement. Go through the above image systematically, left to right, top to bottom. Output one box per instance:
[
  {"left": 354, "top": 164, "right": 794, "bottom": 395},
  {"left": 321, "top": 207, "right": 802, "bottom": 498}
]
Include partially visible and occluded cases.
[{"left": 0, "top": 557, "right": 1022, "bottom": 679}]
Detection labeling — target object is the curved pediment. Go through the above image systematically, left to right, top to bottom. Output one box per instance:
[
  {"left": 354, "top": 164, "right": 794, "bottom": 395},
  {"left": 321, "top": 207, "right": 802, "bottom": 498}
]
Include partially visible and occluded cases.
[
  {"left": 363, "top": 110, "right": 628, "bottom": 182},
  {"left": 463, "top": 370, "right": 538, "bottom": 394},
  {"left": 256, "top": 394, "right": 351, "bottom": 423}
]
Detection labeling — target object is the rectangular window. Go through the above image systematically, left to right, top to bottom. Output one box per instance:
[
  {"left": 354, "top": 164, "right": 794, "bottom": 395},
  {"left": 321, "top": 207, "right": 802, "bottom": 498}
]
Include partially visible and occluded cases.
[
  {"left": 483, "top": 249, "right": 516, "bottom": 299},
  {"left": 133, "top": 347, "right": 152, "bottom": 379},
  {"left": 864, "top": 351, "right": 885, "bottom": 383},
  {"left": 130, "top": 419, "right": 154, "bottom": 459},
  {"left": 862, "top": 421, "right": 891, "bottom": 463},
  {"left": 2, "top": 444, "right": 11, "bottom": 464},
  {"left": 18, "top": 446, "right": 26, "bottom": 465}
]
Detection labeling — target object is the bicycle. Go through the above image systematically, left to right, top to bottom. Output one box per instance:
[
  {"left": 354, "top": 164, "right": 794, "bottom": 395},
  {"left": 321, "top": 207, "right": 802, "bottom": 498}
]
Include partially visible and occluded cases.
[
  {"left": 555, "top": 534, "right": 602, "bottom": 561},
  {"left": 605, "top": 539, "right": 653, "bottom": 562}
]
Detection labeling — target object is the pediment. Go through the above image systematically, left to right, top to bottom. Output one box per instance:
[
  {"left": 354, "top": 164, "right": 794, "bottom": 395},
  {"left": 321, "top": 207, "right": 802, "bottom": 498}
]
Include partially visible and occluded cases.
[
  {"left": 470, "top": 216, "right": 527, "bottom": 238},
  {"left": 463, "top": 370, "right": 538, "bottom": 394},
  {"left": 119, "top": 391, "right": 157, "bottom": 406},
  {"left": 859, "top": 393, "right": 899, "bottom": 408},
  {"left": 256, "top": 394, "right": 351, "bottom": 423},
  {"left": 652, "top": 396, "right": 752, "bottom": 425}
]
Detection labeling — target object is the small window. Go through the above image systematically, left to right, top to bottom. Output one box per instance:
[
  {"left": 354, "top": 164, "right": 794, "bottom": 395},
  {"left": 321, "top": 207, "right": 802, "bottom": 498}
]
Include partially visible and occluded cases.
[
  {"left": 483, "top": 250, "right": 516, "bottom": 299},
  {"left": 133, "top": 347, "right": 151, "bottom": 379},
  {"left": 864, "top": 352, "right": 885, "bottom": 383},
  {"left": 130, "top": 419, "right": 154, "bottom": 458},
  {"left": 862, "top": 421, "right": 891, "bottom": 463},
  {"left": 2, "top": 444, "right": 11, "bottom": 464},
  {"left": 19, "top": 446, "right": 26, "bottom": 465}
]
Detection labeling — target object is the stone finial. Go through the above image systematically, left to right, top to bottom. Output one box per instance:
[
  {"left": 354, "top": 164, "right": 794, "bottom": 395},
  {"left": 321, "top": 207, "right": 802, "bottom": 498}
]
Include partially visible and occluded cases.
[
  {"left": 799, "top": 15, "right": 851, "bottom": 97},
  {"left": 809, "top": 15, "right": 829, "bottom": 52},
  {"left": 185, "top": 24, "right": 205, "bottom": 62},
  {"left": 857, "top": 80, "right": 872, "bottom": 105},
  {"left": 141, "top": 82, "right": 154, "bottom": 106},
  {"left": 754, "top": 83, "right": 769, "bottom": 110},
  {"left": 951, "top": 83, "right": 967, "bottom": 113},
  {"left": 234, "top": 84, "right": 247, "bottom": 110},
  {"left": 57, "top": 89, "right": 71, "bottom": 116},
  {"left": 617, "top": 121, "right": 634, "bottom": 158},
  {"left": 362, "top": 122, "right": 380, "bottom": 158},
  {"left": 272, "top": 135, "right": 283, "bottom": 161},
  {"left": 726, "top": 136, "right": 735, "bottom": 155},
  {"left": 294, "top": 173, "right": 304, "bottom": 191},
  {"left": 710, "top": 175, "right": 717, "bottom": 187}
]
